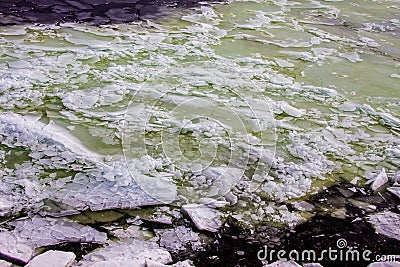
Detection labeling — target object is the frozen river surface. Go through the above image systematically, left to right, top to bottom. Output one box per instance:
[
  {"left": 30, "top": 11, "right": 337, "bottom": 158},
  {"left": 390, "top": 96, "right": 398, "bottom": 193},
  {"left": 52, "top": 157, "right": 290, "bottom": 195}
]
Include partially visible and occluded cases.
[{"left": 0, "top": 0, "right": 399, "bottom": 266}]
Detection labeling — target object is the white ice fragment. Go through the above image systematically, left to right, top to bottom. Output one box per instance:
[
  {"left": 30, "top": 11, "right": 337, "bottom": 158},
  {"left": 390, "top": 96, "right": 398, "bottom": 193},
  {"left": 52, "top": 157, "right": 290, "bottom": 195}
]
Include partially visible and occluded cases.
[
  {"left": 238, "top": 11, "right": 271, "bottom": 28},
  {"left": 390, "top": 19, "right": 400, "bottom": 24},
  {"left": 359, "top": 37, "right": 380, "bottom": 47},
  {"left": 339, "top": 52, "right": 362, "bottom": 63},
  {"left": 275, "top": 58, "right": 295, "bottom": 68},
  {"left": 8, "top": 60, "right": 32, "bottom": 69},
  {"left": 270, "top": 74, "right": 293, "bottom": 85},
  {"left": 337, "top": 101, "right": 357, "bottom": 112},
  {"left": 280, "top": 102, "right": 305, "bottom": 118},
  {"left": 0, "top": 113, "right": 102, "bottom": 163},
  {"left": 43, "top": 121, "right": 102, "bottom": 161},
  {"left": 191, "top": 163, "right": 203, "bottom": 175},
  {"left": 201, "top": 167, "right": 243, "bottom": 198},
  {"left": 370, "top": 169, "right": 388, "bottom": 191},
  {"left": 350, "top": 177, "right": 361, "bottom": 185},
  {"left": 224, "top": 192, "right": 238, "bottom": 205},
  {"left": 0, "top": 199, "right": 13, "bottom": 216},
  {"left": 293, "top": 201, "right": 314, "bottom": 212},
  {"left": 182, "top": 204, "right": 223, "bottom": 232},
  {"left": 369, "top": 211, "right": 400, "bottom": 241},
  {"left": 8, "top": 216, "right": 107, "bottom": 247},
  {"left": 157, "top": 226, "right": 203, "bottom": 253},
  {"left": 0, "top": 231, "right": 34, "bottom": 264},
  {"left": 77, "top": 239, "right": 172, "bottom": 267},
  {"left": 26, "top": 250, "right": 75, "bottom": 267},
  {"left": 146, "top": 259, "right": 169, "bottom": 267},
  {"left": 0, "top": 260, "right": 12, "bottom": 267},
  {"left": 172, "top": 260, "right": 195, "bottom": 267},
  {"left": 265, "top": 260, "right": 302, "bottom": 267},
  {"left": 367, "top": 262, "right": 400, "bottom": 267}
]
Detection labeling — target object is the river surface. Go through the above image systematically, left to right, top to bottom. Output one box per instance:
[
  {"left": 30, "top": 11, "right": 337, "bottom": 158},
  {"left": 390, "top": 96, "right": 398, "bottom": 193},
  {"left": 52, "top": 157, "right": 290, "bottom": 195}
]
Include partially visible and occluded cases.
[{"left": 0, "top": 0, "right": 399, "bottom": 265}]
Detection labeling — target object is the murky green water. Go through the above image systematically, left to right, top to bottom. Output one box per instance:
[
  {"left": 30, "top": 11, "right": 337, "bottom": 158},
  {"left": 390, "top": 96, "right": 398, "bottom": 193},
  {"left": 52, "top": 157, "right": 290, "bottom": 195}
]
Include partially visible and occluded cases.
[{"left": 0, "top": 0, "right": 399, "bottom": 227}]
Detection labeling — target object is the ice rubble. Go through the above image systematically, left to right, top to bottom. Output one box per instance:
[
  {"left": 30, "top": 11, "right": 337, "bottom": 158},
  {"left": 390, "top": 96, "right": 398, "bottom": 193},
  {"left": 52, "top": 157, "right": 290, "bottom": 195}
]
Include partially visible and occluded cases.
[
  {"left": 0, "top": 0, "right": 399, "bottom": 232},
  {"left": 0, "top": 112, "right": 177, "bottom": 214},
  {"left": 0, "top": 113, "right": 101, "bottom": 165},
  {"left": 182, "top": 204, "right": 223, "bottom": 232},
  {"left": 0, "top": 216, "right": 105, "bottom": 266},
  {"left": 8, "top": 216, "right": 107, "bottom": 247},
  {"left": 156, "top": 226, "right": 204, "bottom": 253},
  {"left": 0, "top": 231, "right": 34, "bottom": 264},
  {"left": 76, "top": 239, "right": 173, "bottom": 267},
  {"left": 25, "top": 250, "right": 75, "bottom": 267}
]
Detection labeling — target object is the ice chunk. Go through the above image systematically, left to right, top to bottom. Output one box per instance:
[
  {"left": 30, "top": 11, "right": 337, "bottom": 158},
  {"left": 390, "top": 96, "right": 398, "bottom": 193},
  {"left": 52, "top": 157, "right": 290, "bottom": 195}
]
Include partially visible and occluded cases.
[
  {"left": 275, "top": 58, "right": 295, "bottom": 68},
  {"left": 337, "top": 101, "right": 357, "bottom": 112},
  {"left": 280, "top": 102, "right": 305, "bottom": 118},
  {"left": 0, "top": 113, "right": 102, "bottom": 163},
  {"left": 51, "top": 163, "right": 177, "bottom": 211},
  {"left": 200, "top": 167, "right": 243, "bottom": 199},
  {"left": 370, "top": 169, "right": 388, "bottom": 191},
  {"left": 0, "top": 199, "right": 13, "bottom": 217},
  {"left": 292, "top": 201, "right": 314, "bottom": 212},
  {"left": 182, "top": 204, "right": 223, "bottom": 232},
  {"left": 369, "top": 211, "right": 400, "bottom": 241},
  {"left": 8, "top": 216, "right": 107, "bottom": 247},
  {"left": 156, "top": 226, "right": 204, "bottom": 253},
  {"left": 0, "top": 231, "right": 34, "bottom": 265},
  {"left": 77, "top": 240, "right": 172, "bottom": 267},
  {"left": 25, "top": 250, "right": 75, "bottom": 267},
  {"left": 145, "top": 259, "right": 169, "bottom": 267},
  {"left": 0, "top": 260, "right": 12, "bottom": 267},
  {"left": 172, "top": 260, "right": 195, "bottom": 267},
  {"left": 265, "top": 260, "right": 301, "bottom": 267},
  {"left": 367, "top": 262, "right": 400, "bottom": 267}
]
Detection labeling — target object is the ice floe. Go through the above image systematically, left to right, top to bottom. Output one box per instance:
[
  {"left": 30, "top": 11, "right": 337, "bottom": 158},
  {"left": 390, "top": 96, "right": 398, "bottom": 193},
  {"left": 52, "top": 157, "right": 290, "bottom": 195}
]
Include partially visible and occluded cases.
[
  {"left": 182, "top": 204, "right": 223, "bottom": 232},
  {"left": 369, "top": 211, "right": 400, "bottom": 242},
  {"left": 76, "top": 239, "right": 172, "bottom": 267},
  {"left": 25, "top": 250, "right": 75, "bottom": 267}
]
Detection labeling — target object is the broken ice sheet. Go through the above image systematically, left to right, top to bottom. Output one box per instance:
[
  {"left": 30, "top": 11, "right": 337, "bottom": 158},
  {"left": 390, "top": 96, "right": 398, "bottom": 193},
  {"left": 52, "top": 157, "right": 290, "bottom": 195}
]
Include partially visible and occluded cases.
[
  {"left": 0, "top": 0, "right": 399, "bottom": 234},
  {"left": 0, "top": 113, "right": 101, "bottom": 166},
  {"left": 50, "top": 159, "right": 177, "bottom": 211},
  {"left": 369, "top": 168, "right": 388, "bottom": 192},
  {"left": 182, "top": 204, "right": 223, "bottom": 232},
  {"left": 122, "top": 206, "right": 179, "bottom": 226},
  {"left": 368, "top": 211, "right": 400, "bottom": 241},
  {"left": 7, "top": 216, "right": 107, "bottom": 247},
  {"left": 111, "top": 225, "right": 154, "bottom": 241},
  {"left": 156, "top": 226, "right": 206, "bottom": 253},
  {"left": 0, "top": 230, "right": 34, "bottom": 264},
  {"left": 76, "top": 239, "right": 172, "bottom": 267},
  {"left": 25, "top": 250, "right": 76, "bottom": 267}
]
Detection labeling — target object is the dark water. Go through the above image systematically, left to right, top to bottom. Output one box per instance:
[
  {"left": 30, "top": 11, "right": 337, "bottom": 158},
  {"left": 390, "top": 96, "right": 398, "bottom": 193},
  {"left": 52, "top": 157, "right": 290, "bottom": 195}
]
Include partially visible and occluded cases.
[{"left": 0, "top": 0, "right": 213, "bottom": 25}]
